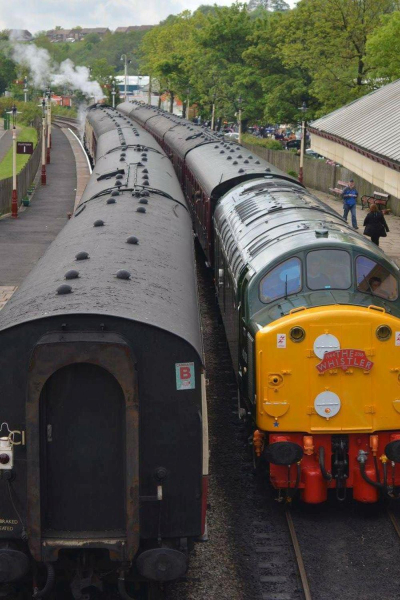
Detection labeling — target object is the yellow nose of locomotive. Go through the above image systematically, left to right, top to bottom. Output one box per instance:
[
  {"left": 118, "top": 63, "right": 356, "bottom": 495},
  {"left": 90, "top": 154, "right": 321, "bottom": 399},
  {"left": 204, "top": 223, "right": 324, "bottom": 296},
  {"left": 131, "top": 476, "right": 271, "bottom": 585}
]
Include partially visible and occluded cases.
[{"left": 256, "top": 305, "right": 400, "bottom": 434}]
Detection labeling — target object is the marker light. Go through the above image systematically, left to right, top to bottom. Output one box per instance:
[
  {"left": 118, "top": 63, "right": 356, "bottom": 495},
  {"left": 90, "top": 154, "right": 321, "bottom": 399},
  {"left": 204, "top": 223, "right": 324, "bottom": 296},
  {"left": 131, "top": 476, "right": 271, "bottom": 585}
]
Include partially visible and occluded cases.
[{"left": 0, "top": 454, "right": 10, "bottom": 465}]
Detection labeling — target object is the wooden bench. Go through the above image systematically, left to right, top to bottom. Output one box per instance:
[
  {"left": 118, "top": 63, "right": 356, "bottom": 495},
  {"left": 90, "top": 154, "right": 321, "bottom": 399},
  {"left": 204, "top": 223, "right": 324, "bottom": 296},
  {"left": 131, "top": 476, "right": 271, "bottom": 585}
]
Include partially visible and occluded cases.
[
  {"left": 329, "top": 180, "right": 347, "bottom": 197},
  {"left": 361, "top": 191, "right": 390, "bottom": 211}
]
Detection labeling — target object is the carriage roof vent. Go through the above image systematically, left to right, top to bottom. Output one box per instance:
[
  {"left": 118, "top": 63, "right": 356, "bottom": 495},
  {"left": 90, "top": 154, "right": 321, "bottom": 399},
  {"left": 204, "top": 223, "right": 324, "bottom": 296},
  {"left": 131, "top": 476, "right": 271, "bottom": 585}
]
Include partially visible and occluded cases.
[
  {"left": 107, "top": 198, "right": 116, "bottom": 204},
  {"left": 139, "top": 199, "right": 148, "bottom": 204},
  {"left": 137, "top": 207, "right": 147, "bottom": 213},
  {"left": 94, "top": 220, "right": 104, "bottom": 227},
  {"left": 315, "top": 229, "right": 329, "bottom": 238},
  {"left": 127, "top": 236, "right": 139, "bottom": 245},
  {"left": 76, "top": 251, "right": 89, "bottom": 261},
  {"left": 65, "top": 270, "right": 79, "bottom": 280},
  {"left": 116, "top": 270, "right": 131, "bottom": 280},
  {"left": 57, "top": 284, "right": 72, "bottom": 295}
]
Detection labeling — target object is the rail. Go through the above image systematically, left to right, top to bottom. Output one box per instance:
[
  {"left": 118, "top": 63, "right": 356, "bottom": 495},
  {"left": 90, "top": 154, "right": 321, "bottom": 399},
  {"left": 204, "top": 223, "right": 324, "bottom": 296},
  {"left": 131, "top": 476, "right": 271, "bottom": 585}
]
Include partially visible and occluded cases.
[{"left": 285, "top": 508, "right": 312, "bottom": 600}]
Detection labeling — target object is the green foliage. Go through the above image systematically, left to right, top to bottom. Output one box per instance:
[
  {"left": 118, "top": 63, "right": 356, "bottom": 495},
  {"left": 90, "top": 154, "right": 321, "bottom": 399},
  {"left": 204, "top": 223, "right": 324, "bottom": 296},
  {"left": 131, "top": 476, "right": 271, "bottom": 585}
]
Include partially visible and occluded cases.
[
  {"left": 366, "top": 11, "right": 400, "bottom": 80},
  {"left": 0, "top": 99, "right": 41, "bottom": 127},
  {"left": 51, "top": 104, "right": 78, "bottom": 118},
  {"left": 0, "top": 126, "right": 38, "bottom": 181},
  {"left": 243, "top": 134, "right": 283, "bottom": 149},
  {"left": 287, "top": 170, "right": 298, "bottom": 178}
]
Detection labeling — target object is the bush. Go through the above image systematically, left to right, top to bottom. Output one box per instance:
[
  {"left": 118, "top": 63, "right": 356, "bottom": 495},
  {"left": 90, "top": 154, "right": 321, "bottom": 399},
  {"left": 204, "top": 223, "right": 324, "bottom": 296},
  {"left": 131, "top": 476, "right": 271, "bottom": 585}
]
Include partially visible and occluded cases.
[
  {"left": 242, "top": 134, "right": 283, "bottom": 150},
  {"left": 287, "top": 170, "right": 298, "bottom": 178}
]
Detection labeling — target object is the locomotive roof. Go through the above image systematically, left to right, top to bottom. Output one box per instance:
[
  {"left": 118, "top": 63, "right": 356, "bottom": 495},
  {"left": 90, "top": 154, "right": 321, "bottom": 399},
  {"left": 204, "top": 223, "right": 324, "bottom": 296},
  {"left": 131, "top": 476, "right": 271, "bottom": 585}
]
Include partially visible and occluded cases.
[
  {"left": 0, "top": 106, "right": 203, "bottom": 359},
  {"left": 214, "top": 177, "right": 400, "bottom": 284}
]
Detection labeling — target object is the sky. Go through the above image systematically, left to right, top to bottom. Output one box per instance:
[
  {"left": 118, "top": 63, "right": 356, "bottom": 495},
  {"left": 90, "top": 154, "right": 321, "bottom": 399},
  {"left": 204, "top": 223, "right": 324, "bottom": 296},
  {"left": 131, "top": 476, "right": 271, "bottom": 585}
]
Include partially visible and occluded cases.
[{"left": 0, "top": 0, "right": 298, "bottom": 32}]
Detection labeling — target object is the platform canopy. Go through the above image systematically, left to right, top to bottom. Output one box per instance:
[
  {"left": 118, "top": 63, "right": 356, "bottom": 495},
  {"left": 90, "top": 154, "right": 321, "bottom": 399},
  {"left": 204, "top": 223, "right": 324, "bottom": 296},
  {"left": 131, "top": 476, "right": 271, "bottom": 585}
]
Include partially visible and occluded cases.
[{"left": 309, "top": 79, "right": 400, "bottom": 201}]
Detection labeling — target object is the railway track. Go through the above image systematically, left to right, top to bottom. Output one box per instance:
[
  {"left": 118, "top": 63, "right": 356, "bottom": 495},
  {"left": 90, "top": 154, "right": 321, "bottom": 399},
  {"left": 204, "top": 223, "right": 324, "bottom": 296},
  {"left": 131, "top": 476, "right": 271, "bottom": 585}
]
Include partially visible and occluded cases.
[{"left": 54, "top": 116, "right": 79, "bottom": 131}]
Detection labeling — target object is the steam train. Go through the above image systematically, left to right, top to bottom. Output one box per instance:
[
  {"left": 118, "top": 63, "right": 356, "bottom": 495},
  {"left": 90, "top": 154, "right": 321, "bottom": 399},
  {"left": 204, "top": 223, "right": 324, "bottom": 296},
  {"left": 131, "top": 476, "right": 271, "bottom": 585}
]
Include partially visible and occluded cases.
[
  {"left": 118, "top": 100, "right": 400, "bottom": 505},
  {"left": 0, "top": 105, "right": 207, "bottom": 598}
]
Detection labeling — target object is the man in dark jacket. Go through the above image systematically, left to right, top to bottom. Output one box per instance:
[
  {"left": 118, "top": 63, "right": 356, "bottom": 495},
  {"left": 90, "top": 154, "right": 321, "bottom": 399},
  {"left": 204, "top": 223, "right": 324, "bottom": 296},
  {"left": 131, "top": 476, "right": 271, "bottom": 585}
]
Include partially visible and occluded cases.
[
  {"left": 341, "top": 179, "right": 359, "bottom": 229},
  {"left": 363, "top": 203, "right": 389, "bottom": 246}
]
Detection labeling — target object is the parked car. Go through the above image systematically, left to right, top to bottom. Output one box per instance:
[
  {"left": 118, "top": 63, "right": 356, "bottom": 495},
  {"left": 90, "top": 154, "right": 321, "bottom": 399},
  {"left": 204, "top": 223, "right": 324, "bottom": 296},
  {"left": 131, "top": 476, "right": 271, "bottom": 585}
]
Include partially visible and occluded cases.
[{"left": 224, "top": 132, "right": 240, "bottom": 142}]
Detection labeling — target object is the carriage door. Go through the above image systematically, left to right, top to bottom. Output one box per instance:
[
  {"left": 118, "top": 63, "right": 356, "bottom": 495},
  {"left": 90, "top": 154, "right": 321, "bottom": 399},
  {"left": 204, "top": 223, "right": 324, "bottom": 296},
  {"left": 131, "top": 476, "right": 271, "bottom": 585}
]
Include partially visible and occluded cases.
[{"left": 41, "top": 362, "right": 125, "bottom": 534}]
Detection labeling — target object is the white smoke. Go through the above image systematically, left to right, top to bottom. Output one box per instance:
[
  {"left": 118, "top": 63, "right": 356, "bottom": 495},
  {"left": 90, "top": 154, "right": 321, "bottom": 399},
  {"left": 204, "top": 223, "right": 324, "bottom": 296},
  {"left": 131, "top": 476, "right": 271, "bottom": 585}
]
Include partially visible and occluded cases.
[{"left": 12, "top": 42, "right": 104, "bottom": 102}]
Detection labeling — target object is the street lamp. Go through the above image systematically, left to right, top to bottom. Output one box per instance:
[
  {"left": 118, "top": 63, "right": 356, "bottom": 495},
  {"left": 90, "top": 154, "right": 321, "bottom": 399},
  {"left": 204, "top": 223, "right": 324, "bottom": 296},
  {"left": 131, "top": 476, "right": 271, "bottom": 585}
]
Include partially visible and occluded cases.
[
  {"left": 121, "top": 54, "right": 131, "bottom": 101},
  {"left": 138, "top": 75, "right": 142, "bottom": 98},
  {"left": 23, "top": 77, "right": 28, "bottom": 103},
  {"left": 112, "top": 85, "right": 116, "bottom": 108},
  {"left": 186, "top": 87, "right": 190, "bottom": 120},
  {"left": 46, "top": 88, "right": 52, "bottom": 163},
  {"left": 211, "top": 92, "right": 217, "bottom": 131},
  {"left": 237, "top": 96, "right": 243, "bottom": 145},
  {"left": 41, "top": 98, "right": 47, "bottom": 185},
  {"left": 298, "top": 101, "right": 307, "bottom": 185},
  {"left": 11, "top": 104, "right": 18, "bottom": 218}
]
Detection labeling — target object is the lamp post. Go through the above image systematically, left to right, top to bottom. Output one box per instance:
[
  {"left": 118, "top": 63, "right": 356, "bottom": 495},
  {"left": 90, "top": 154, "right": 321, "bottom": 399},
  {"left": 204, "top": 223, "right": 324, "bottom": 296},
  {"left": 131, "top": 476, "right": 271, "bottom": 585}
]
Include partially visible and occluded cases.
[
  {"left": 121, "top": 54, "right": 130, "bottom": 101},
  {"left": 138, "top": 75, "right": 142, "bottom": 98},
  {"left": 148, "top": 75, "right": 152, "bottom": 105},
  {"left": 23, "top": 77, "right": 28, "bottom": 103},
  {"left": 112, "top": 85, "right": 116, "bottom": 108},
  {"left": 186, "top": 87, "right": 190, "bottom": 120},
  {"left": 46, "top": 88, "right": 51, "bottom": 163},
  {"left": 211, "top": 92, "right": 217, "bottom": 131},
  {"left": 237, "top": 96, "right": 243, "bottom": 145},
  {"left": 41, "top": 98, "right": 47, "bottom": 185},
  {"left": 298, "top": 101, "right": 307, "bottom": 185},
  {"left": 11, "top": 104, "right": 18, "bottom": 219}
]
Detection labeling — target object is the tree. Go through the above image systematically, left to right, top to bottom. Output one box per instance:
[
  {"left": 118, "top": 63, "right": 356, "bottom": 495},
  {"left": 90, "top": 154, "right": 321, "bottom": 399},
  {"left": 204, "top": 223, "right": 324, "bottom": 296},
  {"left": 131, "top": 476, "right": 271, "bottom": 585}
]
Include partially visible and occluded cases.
[
  {"left": 247, "top": 0, "right": 290, "bottom": 11},
  {"left": 278, "top": 0, "right": 399, "bottom": 114},
  {"left": 244, "top": 11, "right": 315, "bottom": 123},
  {"left": 366, "top": 11, "right": 400, "bottom": 80},
  {"left": 0, "top": 56, "right": 16, "bottom": 95}
]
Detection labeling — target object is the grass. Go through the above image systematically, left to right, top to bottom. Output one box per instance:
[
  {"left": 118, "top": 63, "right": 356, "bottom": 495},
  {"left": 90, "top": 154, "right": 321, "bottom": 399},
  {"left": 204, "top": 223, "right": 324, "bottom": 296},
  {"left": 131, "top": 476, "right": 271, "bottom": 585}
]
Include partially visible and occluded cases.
[
  {"left": 0, "top": 127, "right": 38, "bottom": 181},
  {"left": 242, "top": 133, "right": 283, "bottom": 150}
]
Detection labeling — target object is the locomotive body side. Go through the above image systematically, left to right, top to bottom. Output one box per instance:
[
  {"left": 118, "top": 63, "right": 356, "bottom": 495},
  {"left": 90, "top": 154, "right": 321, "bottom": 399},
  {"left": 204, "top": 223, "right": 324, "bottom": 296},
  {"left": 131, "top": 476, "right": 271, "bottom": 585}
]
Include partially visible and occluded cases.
[{"left": 0, "top": 105, "right": 207, "bottom": 593}]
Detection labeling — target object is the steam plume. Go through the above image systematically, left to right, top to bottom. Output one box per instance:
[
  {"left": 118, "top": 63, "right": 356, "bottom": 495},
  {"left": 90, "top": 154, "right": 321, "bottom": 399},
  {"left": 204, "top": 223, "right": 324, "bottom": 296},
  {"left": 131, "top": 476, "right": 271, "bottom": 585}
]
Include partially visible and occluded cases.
[{"left": 12, "top": 42, "right": 104, "bottom": 101}]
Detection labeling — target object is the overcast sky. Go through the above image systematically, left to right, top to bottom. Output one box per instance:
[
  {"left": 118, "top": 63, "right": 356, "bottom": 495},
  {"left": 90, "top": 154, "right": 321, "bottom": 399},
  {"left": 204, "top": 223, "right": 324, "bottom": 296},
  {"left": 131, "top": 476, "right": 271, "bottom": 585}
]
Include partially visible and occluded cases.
[{"left": 0, "top": 0, "right": 298, "bottom": 32}]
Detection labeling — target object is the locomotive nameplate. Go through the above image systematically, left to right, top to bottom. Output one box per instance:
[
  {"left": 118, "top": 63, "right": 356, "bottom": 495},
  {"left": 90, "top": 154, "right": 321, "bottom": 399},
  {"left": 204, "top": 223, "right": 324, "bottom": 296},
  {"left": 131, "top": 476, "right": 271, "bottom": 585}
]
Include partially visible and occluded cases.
[{"left": 316, "top": 349, "right": 373, "bottom": 373}]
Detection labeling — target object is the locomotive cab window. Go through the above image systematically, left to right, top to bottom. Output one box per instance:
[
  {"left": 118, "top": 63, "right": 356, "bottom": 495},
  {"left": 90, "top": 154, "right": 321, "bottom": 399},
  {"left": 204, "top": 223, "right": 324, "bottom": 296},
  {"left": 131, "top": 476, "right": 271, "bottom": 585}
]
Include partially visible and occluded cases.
[
  {"left": 306, "top": 250, "right": 351, "bottom": 290},
  {"left": 356, "top": 256, "right": 398, "bottom": 301},
  {"left": 259, "top": 257, "right": 301, "bottom": 303}
]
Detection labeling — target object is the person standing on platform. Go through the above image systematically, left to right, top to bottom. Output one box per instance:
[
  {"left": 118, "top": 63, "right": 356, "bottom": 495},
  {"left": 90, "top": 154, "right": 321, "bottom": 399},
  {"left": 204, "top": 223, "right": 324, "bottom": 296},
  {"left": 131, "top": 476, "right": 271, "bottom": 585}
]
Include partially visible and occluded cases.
[
  {"left": 342, "top": 179, "right": 359, "bottom": 229},
  {"left": 363, "top": 203, "right": 389, "bottom": 246}
]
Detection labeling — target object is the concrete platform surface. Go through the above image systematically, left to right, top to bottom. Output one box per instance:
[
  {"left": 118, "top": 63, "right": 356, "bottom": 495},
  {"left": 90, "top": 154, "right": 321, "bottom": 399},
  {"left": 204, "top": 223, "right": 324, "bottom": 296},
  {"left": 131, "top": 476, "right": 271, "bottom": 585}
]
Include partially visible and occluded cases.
[
  {"left": 0, "top": 126, "right": 76, "bottom": 287},
  {"left": 311, "top": 188, "right": 400, "bottom": 266}
]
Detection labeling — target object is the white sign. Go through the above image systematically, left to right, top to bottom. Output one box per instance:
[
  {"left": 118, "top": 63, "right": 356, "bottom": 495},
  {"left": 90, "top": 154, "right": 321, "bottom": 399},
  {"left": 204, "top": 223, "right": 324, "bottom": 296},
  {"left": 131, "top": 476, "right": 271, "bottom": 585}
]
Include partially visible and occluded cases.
[{"left": 277, "top": 334, "right": 286, "bottom": 348}]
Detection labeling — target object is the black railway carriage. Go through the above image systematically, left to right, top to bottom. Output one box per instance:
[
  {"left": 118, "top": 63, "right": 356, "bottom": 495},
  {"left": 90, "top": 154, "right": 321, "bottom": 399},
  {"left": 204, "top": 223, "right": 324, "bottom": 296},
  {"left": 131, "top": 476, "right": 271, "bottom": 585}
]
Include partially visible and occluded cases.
[
  {"left": 117, "top": 101, "right": 296, "bottom": 261},
  {"left": 119, "top": 101, "right": 400, "bottom": 507},
  {"left": 0, "top": 105, "right": 207, "bottom": 598}
]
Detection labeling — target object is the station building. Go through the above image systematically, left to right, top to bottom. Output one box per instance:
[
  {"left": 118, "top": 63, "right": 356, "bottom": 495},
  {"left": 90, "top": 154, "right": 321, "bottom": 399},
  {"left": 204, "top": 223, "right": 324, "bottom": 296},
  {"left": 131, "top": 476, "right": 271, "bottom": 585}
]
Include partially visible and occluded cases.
[{"left": 309, "top": 79, "right": 400, "bottom": 213}]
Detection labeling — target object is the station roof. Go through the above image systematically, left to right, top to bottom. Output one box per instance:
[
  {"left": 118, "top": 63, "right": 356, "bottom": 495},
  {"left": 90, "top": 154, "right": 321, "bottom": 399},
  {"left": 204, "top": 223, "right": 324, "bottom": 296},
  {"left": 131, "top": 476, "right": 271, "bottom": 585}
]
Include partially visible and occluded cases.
[{"left": 310, "top": 79, "right": 400, "bottom": 167}]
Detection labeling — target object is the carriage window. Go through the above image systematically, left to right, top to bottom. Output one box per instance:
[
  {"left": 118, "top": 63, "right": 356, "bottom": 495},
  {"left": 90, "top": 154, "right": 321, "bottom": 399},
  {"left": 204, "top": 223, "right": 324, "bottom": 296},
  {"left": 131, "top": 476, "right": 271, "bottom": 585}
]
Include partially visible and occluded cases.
[
  {"left": 307, "top": 250, "right": 351, "bottom": 290},
  {"left": 356, "top": 256, "right": 398, "bottom": 301},
  {"left": 259, "top": 257, "right": 301, "bottom": 303}
]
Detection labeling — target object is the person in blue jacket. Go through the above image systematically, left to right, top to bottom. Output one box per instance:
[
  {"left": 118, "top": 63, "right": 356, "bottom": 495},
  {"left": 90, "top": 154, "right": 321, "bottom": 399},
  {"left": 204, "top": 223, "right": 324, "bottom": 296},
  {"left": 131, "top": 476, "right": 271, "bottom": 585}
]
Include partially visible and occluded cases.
[{"left": 341, "top": 179, "right": 359, "bottom": 229}]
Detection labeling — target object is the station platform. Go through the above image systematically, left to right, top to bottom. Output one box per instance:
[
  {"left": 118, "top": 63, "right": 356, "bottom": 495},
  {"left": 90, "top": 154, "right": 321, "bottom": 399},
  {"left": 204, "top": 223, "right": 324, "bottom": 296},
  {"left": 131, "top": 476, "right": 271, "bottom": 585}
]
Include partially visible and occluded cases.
[
  {"left": 0, "top": 125, "right": 89, "bottom": 303},
  {"left": 311, "top": 188, "right": 400, "bottom": 266}
]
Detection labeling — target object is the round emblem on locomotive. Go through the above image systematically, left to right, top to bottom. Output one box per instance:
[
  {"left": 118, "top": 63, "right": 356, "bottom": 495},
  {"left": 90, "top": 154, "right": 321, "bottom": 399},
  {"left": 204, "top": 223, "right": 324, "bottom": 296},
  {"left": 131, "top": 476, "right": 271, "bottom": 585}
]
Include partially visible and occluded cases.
[
  {"left": 313, "top": 334, "right": 340, "bottom": 359},
  {"left": 314, "top": 391, "right": 341, "bottom": 419}
]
